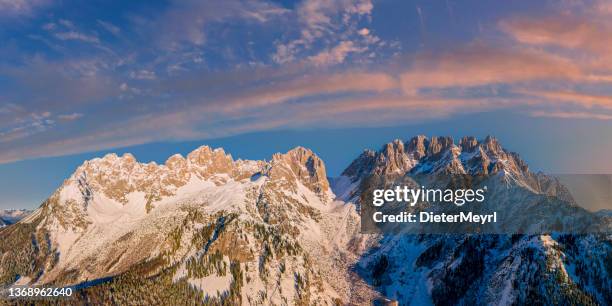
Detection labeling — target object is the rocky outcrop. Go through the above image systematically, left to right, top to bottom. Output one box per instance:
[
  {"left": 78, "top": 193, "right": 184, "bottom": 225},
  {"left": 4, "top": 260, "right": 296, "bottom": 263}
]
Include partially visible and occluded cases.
[
  {"left": 342, "top": 135, "right": 532, "bottom": 182},
  {"left": 406, "top": 135, "right": 428, "bottom": 159},
  {"left": 427, "top": 136, "right": 454, "bottom": 156},
  {"left": 459, "top": 136, "right": 478, "bottom": 152},
  {"left": 377, "top": 140, "right": 413, "bottom": 175},
  {"left": 186, "top": 146, "right": 234, "bottom": 178},
  {"left": 269, "top": 147, "right": 330, "bottom": 195},
  {"left": 341, "top": 149, "right": 377, "bottom": 180}
]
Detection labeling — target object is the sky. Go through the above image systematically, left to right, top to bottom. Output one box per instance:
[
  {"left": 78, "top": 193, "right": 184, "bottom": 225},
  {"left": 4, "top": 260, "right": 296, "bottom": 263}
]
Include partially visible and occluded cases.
[{"left": 0, "top": 0, "right": 611, "bottom": 209}]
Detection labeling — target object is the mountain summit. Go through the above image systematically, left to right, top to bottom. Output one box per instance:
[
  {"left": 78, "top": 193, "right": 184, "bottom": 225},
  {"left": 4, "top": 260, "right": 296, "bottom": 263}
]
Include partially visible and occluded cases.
[
  {"left": 334, "top": 135, "right": 539, "bottom": 204},
  {"left": 342, "top": 135, "right": 528, "bottom": 180}
]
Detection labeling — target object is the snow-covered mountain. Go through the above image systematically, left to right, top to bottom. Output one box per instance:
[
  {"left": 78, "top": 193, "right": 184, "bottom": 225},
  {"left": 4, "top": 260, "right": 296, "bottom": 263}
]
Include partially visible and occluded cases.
[
  {"left": 0, "top": 136, "right": 610, "bottom": 305},
  {"left": 335, "top": 136, "right": 611, "bottom": 305},
  {"left": 335, "top": 136, "right": 552, "bottom": 202},
  {"left": 1, "top": 146, "right": 371, "bottom": 304},
  {"left": 0, "top": 209, "right": 31, "bottom": 227}
]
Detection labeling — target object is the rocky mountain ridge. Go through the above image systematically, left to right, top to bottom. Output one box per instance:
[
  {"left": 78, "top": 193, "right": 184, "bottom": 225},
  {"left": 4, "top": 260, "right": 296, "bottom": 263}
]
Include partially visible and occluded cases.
[
  {"left": 335, "top": 135, "right": 554, "bottom": 206},
  {"left": 342, "top": 135, "right": 528, "bottom": 180},
  {"left": 70, "top": 145, "right": 330, "bottom": 208}
]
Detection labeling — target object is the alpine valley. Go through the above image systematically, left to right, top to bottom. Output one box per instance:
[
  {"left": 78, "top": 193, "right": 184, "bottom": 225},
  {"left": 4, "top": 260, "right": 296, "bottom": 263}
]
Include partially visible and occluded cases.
[{"left": 0, "top": 136, "right": 610, "bottom": 305}]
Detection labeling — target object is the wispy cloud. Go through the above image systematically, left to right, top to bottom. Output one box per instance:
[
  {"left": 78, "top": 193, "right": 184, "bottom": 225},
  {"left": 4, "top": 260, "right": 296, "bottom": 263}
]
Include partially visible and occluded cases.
[
  {"left": 0, "top": 0, "right": 49, "bottom": 17},
  {"left": 154, "top": 0, "right": 288, "bottom": 48},
  {"left": 272, "top": 0, "right": 382, "bottom": 65},
  {"left": 499, "top": 6, "right": 612, "bottom": 75},
  {"left": 41, "top": 18, "right": 102, "bottom": 45},
  {"left": 97, "top": 20, "right": 120, "bottom": 36},
  {"left": 54, "top": 31, "right": 100, "bottom": 44},
  {"left": 308, "top": 41, "right": 366, "bottom": 66},
  {"left": 400, "top": 43, "right": 582, "bottom": 94},
  {"left": 3, "top": 56, "right": 121, "bottom": 109},
  {"left": 129, "top": 70, "right": 157, "bottom": 80},
  {"left": 217, "top": 71, "right": 399, "bottom": 112},
  {"left": 0, "top": 84, "right": 509, "bottom": 164},
  {"left": 519, "top": 90, "right": 612, "bottom": 109},
  {"left": 0, "top": 111, "right": 54, "bottom": 143},
  {"left": 531, "top": 111, "right": 612, "bottom": 120},
  {"left": 57, "top": 113, "right": 83, "bottom": 121}
]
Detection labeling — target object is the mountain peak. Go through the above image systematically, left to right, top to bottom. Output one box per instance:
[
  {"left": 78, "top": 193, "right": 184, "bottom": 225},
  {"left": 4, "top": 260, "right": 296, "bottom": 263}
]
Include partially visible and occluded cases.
[
  {"left": 342, "top": 135, "right": 530, "bottom": 181},
  {"left": 406, "top": 135, "right": 428, "bottom": 159},
  {"left": 482, "top": 135, "right": 504, "bottom": 155},
  {"left": 427, "top": 136, "right": 454, "bottom": 156},
  {"left": 459, "top": 136, "right": 478, "bottom": 152},
  {"left": 382, "top": 139, "right": 405, "bottom": 155},
  {"left": 186, "top": 145, "right": 233, "bottom": 166},
  {"left": 270, "top": 146, "right": 330, "bottom": 196},
  {"left": 275, "top": 146, "right": 314, "bottom": 159},
  {"left": 80, "top": 152, "right": 139, "bottom": 171},
  {"left": 165, "top": 154, "right": 186, "bottom": 171}
]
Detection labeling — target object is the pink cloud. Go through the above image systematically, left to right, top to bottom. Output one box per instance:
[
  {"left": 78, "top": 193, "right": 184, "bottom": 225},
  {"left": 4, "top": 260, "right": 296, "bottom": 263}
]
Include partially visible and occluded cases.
[
  {"left": 499, "top": 14, "right": 612, "bottom": 54},
  {"left": 308, "top": 41, "right": 367, "bottom": 66},
  {"left": 400, "top": 44, "right": 582, "bottom": 93},
  {"left": 220, "top": 71, "right": 399, "bottom": 112},
  {"left": 518, "top": 90, "right": 612, "bottom": 109},
  {"left": 530, "top": 111, "right": 612, "bottom": 120},
  {"left": 57, "top": 113, "right": 84, "bottom": 121}
]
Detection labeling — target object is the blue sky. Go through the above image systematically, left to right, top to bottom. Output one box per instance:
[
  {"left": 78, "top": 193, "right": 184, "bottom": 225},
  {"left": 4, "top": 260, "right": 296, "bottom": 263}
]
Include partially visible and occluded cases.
[{"left": 1, "top": 0, "right": 611, "bottom": 209}]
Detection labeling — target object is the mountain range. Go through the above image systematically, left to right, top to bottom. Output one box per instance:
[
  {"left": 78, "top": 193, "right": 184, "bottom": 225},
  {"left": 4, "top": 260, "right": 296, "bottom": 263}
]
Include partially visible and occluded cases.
[
  {"left": 0, "top": 136, "right": 610, "bottom": 305},
  {"left": 0, "top": 210, "right": 31, "bottom": 228}
]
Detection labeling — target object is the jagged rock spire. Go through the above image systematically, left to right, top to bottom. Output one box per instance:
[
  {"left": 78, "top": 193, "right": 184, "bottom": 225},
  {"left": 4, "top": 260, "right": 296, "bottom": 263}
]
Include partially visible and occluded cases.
[
  {"left": 341, "top": 135, "right": 530, "bottom": 180},
  {"left": 270, "top": 146, "right": 330, "bottom": 195}
]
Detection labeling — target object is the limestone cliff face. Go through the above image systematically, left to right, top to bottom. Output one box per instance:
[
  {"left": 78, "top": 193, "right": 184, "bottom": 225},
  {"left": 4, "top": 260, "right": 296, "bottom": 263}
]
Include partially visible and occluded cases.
[
  {"left": 342, "top": 135, "right": 532, "bottom": 181},
  {"left": 406, "top": 135, "right": 428, "bottom": 160},
  {"left": 459, "top": 135, "right": 529, "bottom": 175},
  {"left": 427, "top": 136, "right": 454, "bottom": 156},
  {"left": 377, "top": 140, "right": 413, "bottom": 175},
  {"left": 66, "top": 145, "right": 331, "bottom": 211},
  {"left": 186, "top": 146, "right": 234, "bottom": 178},
  {"left": 268, "top": 146, "right": 330, "bottom": 196},
  {"left": 71, "top": 147, "right": 239, "bottom": 205},
  {"left": 341, "top": 149, "right": 377, "bottom": 180}
]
